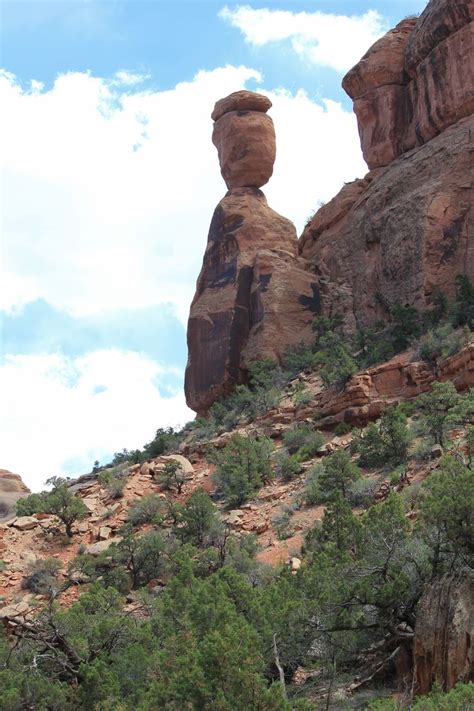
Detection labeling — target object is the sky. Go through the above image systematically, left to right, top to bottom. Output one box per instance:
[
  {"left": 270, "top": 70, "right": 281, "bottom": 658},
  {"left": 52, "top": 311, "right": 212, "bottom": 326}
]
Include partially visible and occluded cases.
[{"left": 0, "top": 0, "right": 427, "bottom": 490}]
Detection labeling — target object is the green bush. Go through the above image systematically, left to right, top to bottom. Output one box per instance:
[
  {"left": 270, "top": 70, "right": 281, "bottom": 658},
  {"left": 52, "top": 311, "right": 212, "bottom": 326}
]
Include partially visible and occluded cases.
[
  {"left": 453, "top": 274, "right": 474, "bottom": 329},
  {"left": 389, "top": 304, "right": 421, "bottom": 352},
  {"left": 416, "top": 323, "right": 467, "bottom": 364},
  {"left": 313, "top": 331, "right": 358, "bottom": 387},
  {"left": 282, "top": 341, "right": 314, "bottom": 375},
  {"left": 416, "top": 381, "right": 460, "bottom": 447},
  {"left": 353, "top": 406, "right": 411, "bottom": 467},
  {"left": 334, "top": 421, "right": 351, "bottom": 436},
  {"left": 282, "top": 424, "right": 323, "bottom": 459},
  {"left": 212, "top": 434, "right": 274, "bottom": 507},
  {"left": 318, "top": 449, "right": 361, "bottom": 501},
  {"left": 274, "top": 451, "right": 301, "bottom": 481},
  {"left": 157, "top": 459, "right": 186, "bottom": 494},
  {"left": 304, "top": 463, "right": 324, "bottom": 506},
  {"left": 98, "top": 470, "right": 125, "bottom": 499},
  {"left": 17, "top": 478, "right": 88, "bottom": 537},
  {"left": 347, "top": 478, "right": 377, "bottom": 507},
  {"left": 173, "top": 488, "right": 220, "bottom": 547},
  {"left": 16, "top": 492, "right": 47, "bottom": 517},
  {"left": 127, "top": 493, "right": 166, "bottom": 526},
  {"left": 22, "top": 557, "right": 62, "bottom": 594},
  {"left": 368, "top": 682, "right": 474, "bottom": 710}
]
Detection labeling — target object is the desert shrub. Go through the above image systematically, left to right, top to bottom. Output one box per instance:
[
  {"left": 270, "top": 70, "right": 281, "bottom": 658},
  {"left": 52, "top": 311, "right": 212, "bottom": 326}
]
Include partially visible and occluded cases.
[
  {"left": 453, "top": 274, "right": 474, "bottom": 329},
  {"left": 389, "top": 304, "right": 421, "bottom": 352},
  {"left": 416, "top": 323, "right": 467, "bottom": 364},
  {"left": 356, "top": 325, "right": 395, "bottom": 368},
  {"left": 313, "top": 331, "right": 358, "bottom": 387},
  {"left": 282, "top": 341, "right": 314, "bottom": 375},
  {"left": 416, "top": 381, "right": 460, "bottom": 447},
  {"left": 293, "top": 388, "right": 313, "bottom": 408},
  {"left": 353, "top": 406, "right": 411, "bottom": 467},
  {"left": 334, "top": 421, "right": 351, "bottom": 436},
  {"left": 282, "top": 424, "right": 323, "bottom": 459},
  {"left": 466, "top": 425, "right": 474, "bottom": 464},
  {"left": 212, "top": 434, "right": 274, "bottom": 507},
  {"left": 411, "top": 439, "right": 434, "bottom": 461},
  {"left": 274, "top": 451, "right": 301, "bottom": 481},
  {"left": 157, "top": 459, "right": 186, "bottom": 494},
  {"left": 303, "top": 463, "right": 325, "bottom": 506},
  {"left": 98, "top": 470, "right": 125, "bottom": 499},
  {"left": 18, "top": 478, "right": 88, "bottom": 537},
  {"left": 347, "top": 478, "right": 377, "bottom": 507},
  {"left": 400, "top": 481, "right": 422, "bottom": 510},
  {"left": 173, "top": 488, "right": 220, "bottom": 547},
  {"left": 16, "top": 492, "right": 47, "bottom": 517},
  {"left": 127, "top": 493, "right": 166, "bottom": 526},
  {"left": 272, "top": 509, "right": 293, "bottom": 540},
  {"left": 22, "top": 557, "right": 62, "bottom": 594},
  {"left": 368, "top": 682, "right": 474, "bottom": 710}
]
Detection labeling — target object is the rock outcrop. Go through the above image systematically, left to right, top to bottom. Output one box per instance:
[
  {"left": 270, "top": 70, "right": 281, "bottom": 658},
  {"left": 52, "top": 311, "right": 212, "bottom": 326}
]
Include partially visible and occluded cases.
[
  {"left": 186, "top": 0, "right": 473, "bottom": 414},
  {"left": 342, "top": 1, "right": 474, "bottom": 168},
  {"left": 185, "top": 93, "right": 317, "bottom": 413},
  {"left": 0, "top": 470, "right": 30, "bottom": 522},
  {"left": 414, "top": 576, "right": 474, "bottom": 693}
]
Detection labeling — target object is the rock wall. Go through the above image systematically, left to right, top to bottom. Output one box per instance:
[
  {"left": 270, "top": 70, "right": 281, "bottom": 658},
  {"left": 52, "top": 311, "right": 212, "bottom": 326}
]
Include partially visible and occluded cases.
[
  {"left": 185, "top": 0, "right": 473, "bottom": 414},
  {"left": 414, "top": 575, "right": 474, "bottom": 693}
]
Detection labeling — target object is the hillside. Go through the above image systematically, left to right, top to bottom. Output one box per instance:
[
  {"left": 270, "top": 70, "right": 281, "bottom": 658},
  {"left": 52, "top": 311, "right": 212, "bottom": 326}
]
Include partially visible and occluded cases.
[{"left": 1, "top": 0, "right": 473, "bottom": 709}]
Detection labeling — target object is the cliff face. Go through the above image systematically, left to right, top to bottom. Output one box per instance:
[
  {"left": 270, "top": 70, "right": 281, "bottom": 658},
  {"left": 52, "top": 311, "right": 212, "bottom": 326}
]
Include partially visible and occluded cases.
[{"left": 185, "top": 0, "right": 473, "bottom": 414}]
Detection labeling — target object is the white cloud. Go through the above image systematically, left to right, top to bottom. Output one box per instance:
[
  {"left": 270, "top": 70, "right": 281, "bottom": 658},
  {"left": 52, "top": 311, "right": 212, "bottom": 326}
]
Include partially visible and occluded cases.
[
  {"left": 219, "top": 6, "right": 388, "bottom": 72},
  {"left": 0, "top": 65, "right": 365, "bottom": 323},
  {"left": 113, "top": 70, "right": 150, "bottom": 86},
  {"left": 0, "top": 349, "right": 193, "bottom": 491}
]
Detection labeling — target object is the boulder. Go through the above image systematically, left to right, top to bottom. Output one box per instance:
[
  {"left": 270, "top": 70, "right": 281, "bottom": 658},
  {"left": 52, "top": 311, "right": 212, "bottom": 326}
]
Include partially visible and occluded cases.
[
  {"left": 211, "top": 90, "right": 272, "bottom": 122},
  {"left": 212, "top": 110, "right": 276, "bottom": 189},
  {"left": 160, "top": 454, "right": 194, "bottom": 475},
  {"left": 10, "top": 516, "right": 39, "bottom": 531}
]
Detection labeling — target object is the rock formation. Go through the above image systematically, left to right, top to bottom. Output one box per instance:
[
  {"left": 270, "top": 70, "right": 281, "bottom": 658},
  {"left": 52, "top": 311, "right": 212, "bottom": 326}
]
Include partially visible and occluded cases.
[
  {"left": 186, "top": 0, "right": 473, "bottom": 414},
  {"left": 185, "top": 91, "right": 316, "bottom": 414},
  {"left": 0, "top": 470, "right": 30, "bottom": 522},
  {"left": 414, "top": 575, "right": 474, "bottom": 693}
]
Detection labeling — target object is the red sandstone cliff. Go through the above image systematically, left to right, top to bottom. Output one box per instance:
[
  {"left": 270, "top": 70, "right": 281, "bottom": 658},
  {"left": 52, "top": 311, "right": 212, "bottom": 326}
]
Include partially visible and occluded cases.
[{"left": 185, "top": 0, "right": 473, "bottom": 414}]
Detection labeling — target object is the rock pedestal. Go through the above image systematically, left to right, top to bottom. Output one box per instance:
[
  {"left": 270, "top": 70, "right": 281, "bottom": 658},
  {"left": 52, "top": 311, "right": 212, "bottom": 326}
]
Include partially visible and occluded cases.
[{"left": 185, "top": 92, "right": 316, "bottom": 414}]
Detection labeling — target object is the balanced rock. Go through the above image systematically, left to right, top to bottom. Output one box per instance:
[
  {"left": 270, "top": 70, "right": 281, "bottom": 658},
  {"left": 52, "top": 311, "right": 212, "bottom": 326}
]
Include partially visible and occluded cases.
[
  {"left": 211, "top": 90, "right": 272, "bottom": 121},
  {"left": 212, "top": 91, "right": 276, "bottom": 189}
]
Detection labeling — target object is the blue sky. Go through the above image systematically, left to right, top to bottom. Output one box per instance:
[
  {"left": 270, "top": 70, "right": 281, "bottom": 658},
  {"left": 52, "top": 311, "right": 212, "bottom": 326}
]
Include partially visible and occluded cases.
[{"left": 1, "top": 0, "right": 427, "bottom": 489}]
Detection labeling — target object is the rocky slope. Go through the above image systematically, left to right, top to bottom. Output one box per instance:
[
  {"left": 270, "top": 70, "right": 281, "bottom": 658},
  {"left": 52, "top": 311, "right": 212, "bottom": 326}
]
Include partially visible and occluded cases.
[
  {"left": 185, "top": 0, "right": 473, "bottom": 414},
  {"left": 1, "top": 342, "right": 473, "bottom": 700}
]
